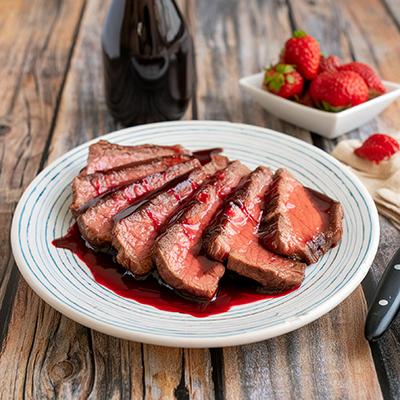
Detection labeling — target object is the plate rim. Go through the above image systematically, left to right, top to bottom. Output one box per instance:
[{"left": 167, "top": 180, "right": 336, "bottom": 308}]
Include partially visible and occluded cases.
[{"left": 10, "top": 120, "right": 380, "bottom": 347}]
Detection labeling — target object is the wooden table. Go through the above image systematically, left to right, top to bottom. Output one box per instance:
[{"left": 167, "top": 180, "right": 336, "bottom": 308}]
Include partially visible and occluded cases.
[{"left": 1, "top": 0, "right": 400, "bottom": 398}]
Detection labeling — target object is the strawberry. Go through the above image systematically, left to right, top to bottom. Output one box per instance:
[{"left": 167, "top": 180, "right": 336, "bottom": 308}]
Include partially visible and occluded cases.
[
  {"left": 282, "top": 30, "right": 320, "bottom": 80},
  {"left": 319, "top": 55, "right": 341, "bottom": 73},
  {"left": 339, "top": 62, "right": 386, "bottom": 98},
  {"left": 263, "top": 64, "right": 304, "bottom": 99},
  {"left": 309, "top": 70, "right": 369, "bottom": 111},
  {"left": 297, "top": 87, "right": 314, "bottom": 107},
  {"left": 354, "top": 133, "right": 400, "bottom": 163},
  {"left": 362, "top": 133, "right": 400, "bottom": 153}
]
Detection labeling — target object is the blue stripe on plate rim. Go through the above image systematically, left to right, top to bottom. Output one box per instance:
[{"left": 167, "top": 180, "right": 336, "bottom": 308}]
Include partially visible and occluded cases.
[{"left": 10, "top": 121, "right": 379, "bottom": 347}]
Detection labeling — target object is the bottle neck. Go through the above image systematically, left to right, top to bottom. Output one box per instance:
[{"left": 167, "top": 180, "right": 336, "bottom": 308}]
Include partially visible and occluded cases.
[{"left": 123, "top": 0, "right": 185, "bottom": 57}]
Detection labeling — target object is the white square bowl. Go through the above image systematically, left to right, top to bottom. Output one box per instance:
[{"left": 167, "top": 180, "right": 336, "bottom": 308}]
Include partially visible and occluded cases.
[{"left": 239, "top": 72, "right": 400, "bottom": 139}]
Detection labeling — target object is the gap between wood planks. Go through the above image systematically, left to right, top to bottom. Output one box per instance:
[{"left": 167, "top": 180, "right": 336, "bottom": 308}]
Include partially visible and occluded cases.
[
  {"left": 0, "top": 0, "right": 87, "bottom": 348},
  {"left": 0, "top": 0, "right": 396, "bottom": 398},
  {"left": 2, "top": 0, "right": 212, "bottom": 398},
  {"left": 286, "top": 1, "right": 400, "bottom": 398},
  {"left": 188, "top": 2, "right": 396, "bottom": 398},
  {"left": 36, "top": 4, "right": 88, "bottom": 173}
]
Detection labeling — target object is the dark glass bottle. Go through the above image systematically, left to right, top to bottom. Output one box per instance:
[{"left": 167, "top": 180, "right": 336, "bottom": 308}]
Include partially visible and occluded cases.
[{"left": 101, "top": 0, "right": 195, "bottom": 126}]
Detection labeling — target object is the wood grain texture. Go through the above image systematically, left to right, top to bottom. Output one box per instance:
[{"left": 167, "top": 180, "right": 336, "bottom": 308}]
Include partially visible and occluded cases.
[
  {"left": 0, "top": 0, "right": 85, "bottom": 350},
  {"left": 0, "top": 0, "right": 144, "bottom": 398},
  {"left": 1, "top": 0, "right": 400, "bottom": 398},
  {"left": 1, "top": 0, "right": 213, "bottom": 399},
  {"left": 192, "top": 0, "right": 382, "bottom": 398},
  {"left": 192, "top": 0, "right": 311, "bottom": 142},
  {"left": 289, "top": 0, "right": 400, "bottom": 140},
  {"left": 384, "top": 0, "right": 400, "bottom": 29},
  {"left": 288, "top": 1, "right": 400, "bottom": 398},
  {"left": 223, "top": 290, "right": 382, "bottom": 400},
  {"left": 143, "top": 346, "right": 182, "bottom": 399},
  {"left": 184, "top": 349, "right": 214, "bottom": 399}
]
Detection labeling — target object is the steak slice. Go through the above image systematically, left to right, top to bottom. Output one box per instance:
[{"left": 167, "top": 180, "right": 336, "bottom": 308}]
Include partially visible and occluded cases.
[
  {"left": 84, "top": 140, "right": 188, "bottom": 175},
  {"left": 71, "top": 155, "right": 190, "bottom": 216},
  {"left": 113, "top": 155, "right": 229, "bottom": 277},
  {"left": 77, "top": 158, "right": 200, "bottom": 247},
  {"left": 153, "top": 161, "right": 250, "bottom": 300},
  {"left": 204, "top": 166, "right": 273, "bottom": 262},
  {"left": 204, "top": 167, "right": 305, "bottom": 293},
  {"left": 259, "top": 168, "right": 343, "bottom": 264},
  {"left": 227, "top": 243, "right": 305, "bottom": 293}
]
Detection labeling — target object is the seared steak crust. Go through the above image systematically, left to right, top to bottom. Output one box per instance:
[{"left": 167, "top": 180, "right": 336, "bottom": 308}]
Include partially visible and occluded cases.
[
  {"left": 66, "top": 140, "right": 345, "bottom": 303},
  {"left": 84, "top": 140, "right": 188, "bottom": 175},
  {"left": 71, "top": 155, "right": 190, "bottom": 216},
  {"left": 113, "top": 156, "right": 229, "bottom": 277},
  {"left": 77, "top": 159, "right": 200, "bottom": 247},
  {"left": 153, "top": 161, "right": 250, "bottom": 300},
  {"left": 204, "top": 166, "right": 272, "bottom": 262},
  {"left": 204, "top": 167, "right": 306, "bottom": 292},
  {"left": 259, "top": 169, "right": 343, "bottom": 264},
  {"left": 227, "top": 247, "right": 305, "bottom": 293}
]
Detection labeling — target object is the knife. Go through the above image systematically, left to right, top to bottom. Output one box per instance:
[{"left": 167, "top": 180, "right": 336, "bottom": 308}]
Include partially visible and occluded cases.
[{"left": 365, "top": 247, "right": 400, "bottom": 341}]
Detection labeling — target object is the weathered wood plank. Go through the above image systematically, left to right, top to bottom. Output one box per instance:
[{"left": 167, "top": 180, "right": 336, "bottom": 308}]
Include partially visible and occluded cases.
[
  {"left": 0, "top": 0, "right": 85, "bottom": 339},
  {"left": 0, "top": 0, "right": 85, "bottom": 357},
  {"left": 0, "top": 0, "right": 141, "bottom": 398},
  {"left": 1, "top": 0, "right": 145, "bottom": 398},
  {"left": 2, "top": 0, "right": 212, "bottom": 398},
  {"left": 2, "top": 0, "right": 398, "bottom": 398},
  {"left": 50, "top": 0, "right": 209, "bottom": 395},
  {"left": 192, "top": 0, "right": 382, "bottom": 398},
  {"left": 193, "top": 0, "right": 311, "bottom": 142},
  {"left": 289, "top": 0, "right": 400, "bottom": 143},
  {"left": 340, "top": 0, "right": 400, "bottom": 134},
  {"left": 382, "top": 0, "right": 400, "bottom": 36},
  {"left": 0, "top": 1, "right": 128, "bottom": 399},
  {"left": 46, "top": 1, "right": 117, "bottom": 161},
  {"left": 288, "top": 1, "right": 400, "bottom": 398},
  {"left": 1, "top": 280, "right": 92, "bottom": 399},
  {"left": 2, "top": 280, "right": 143, "bottom": 399},
  {"left": 223, "top": 290, "right": 381, "bottom": 400},
  {"left": 87, "top": 332, "right": 143, "bottom": 399},
  {"left": 142, "top": 346, "right": 182, "bottom": 399},
  {"left": 184, "top": 349, "right": 214, "bottom": 400}
]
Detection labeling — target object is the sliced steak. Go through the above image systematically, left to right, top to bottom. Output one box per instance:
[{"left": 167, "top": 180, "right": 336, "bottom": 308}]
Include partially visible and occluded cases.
[
  {"left": 84, "top": 140, "right": 188, "bottom": 175},
  {"left": 192, "top": 148, "right": 223, "bottom": 165},
  {"left": 71, "top": 155, "right": 190, "bottom": 216},
  {"left": 113, "top": 155, "right": 229, "bottom": 277},
  {"left": 77, "top": 158, "right": 200, "bottom": 247},
  {"left": 153, "top": 161, "right": 250, "bottom": 300},
  {"left": 204, "top": 166, "right": 273, "bottom": 261},
  {"left": 204, "top": 167, "right": 305, "bottom": 293},
  {"left": 259, "top": 168, "right": 343, "bottom": 264},
  {"left": 227, "top": 243, "right": 305, "bottom": 293}
]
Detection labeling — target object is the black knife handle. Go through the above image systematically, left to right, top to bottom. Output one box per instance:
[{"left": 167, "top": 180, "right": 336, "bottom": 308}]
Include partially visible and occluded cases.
[{"left": 365, "top": 248, "right": 400, "bottom": 341}]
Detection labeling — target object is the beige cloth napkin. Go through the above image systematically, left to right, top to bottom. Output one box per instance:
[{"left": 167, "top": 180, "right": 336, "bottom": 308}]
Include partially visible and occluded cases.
[{"left": 331, "top": 138, "right": 400, "bottom": 230}]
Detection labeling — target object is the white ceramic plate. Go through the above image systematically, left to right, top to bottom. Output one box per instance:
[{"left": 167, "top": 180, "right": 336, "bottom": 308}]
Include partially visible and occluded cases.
[
  {"left": 240, "top": 72, "right": 400, "bottom": 139},
  {"left": 11, "top": 121, "right": 379, "bottom": 348}
]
